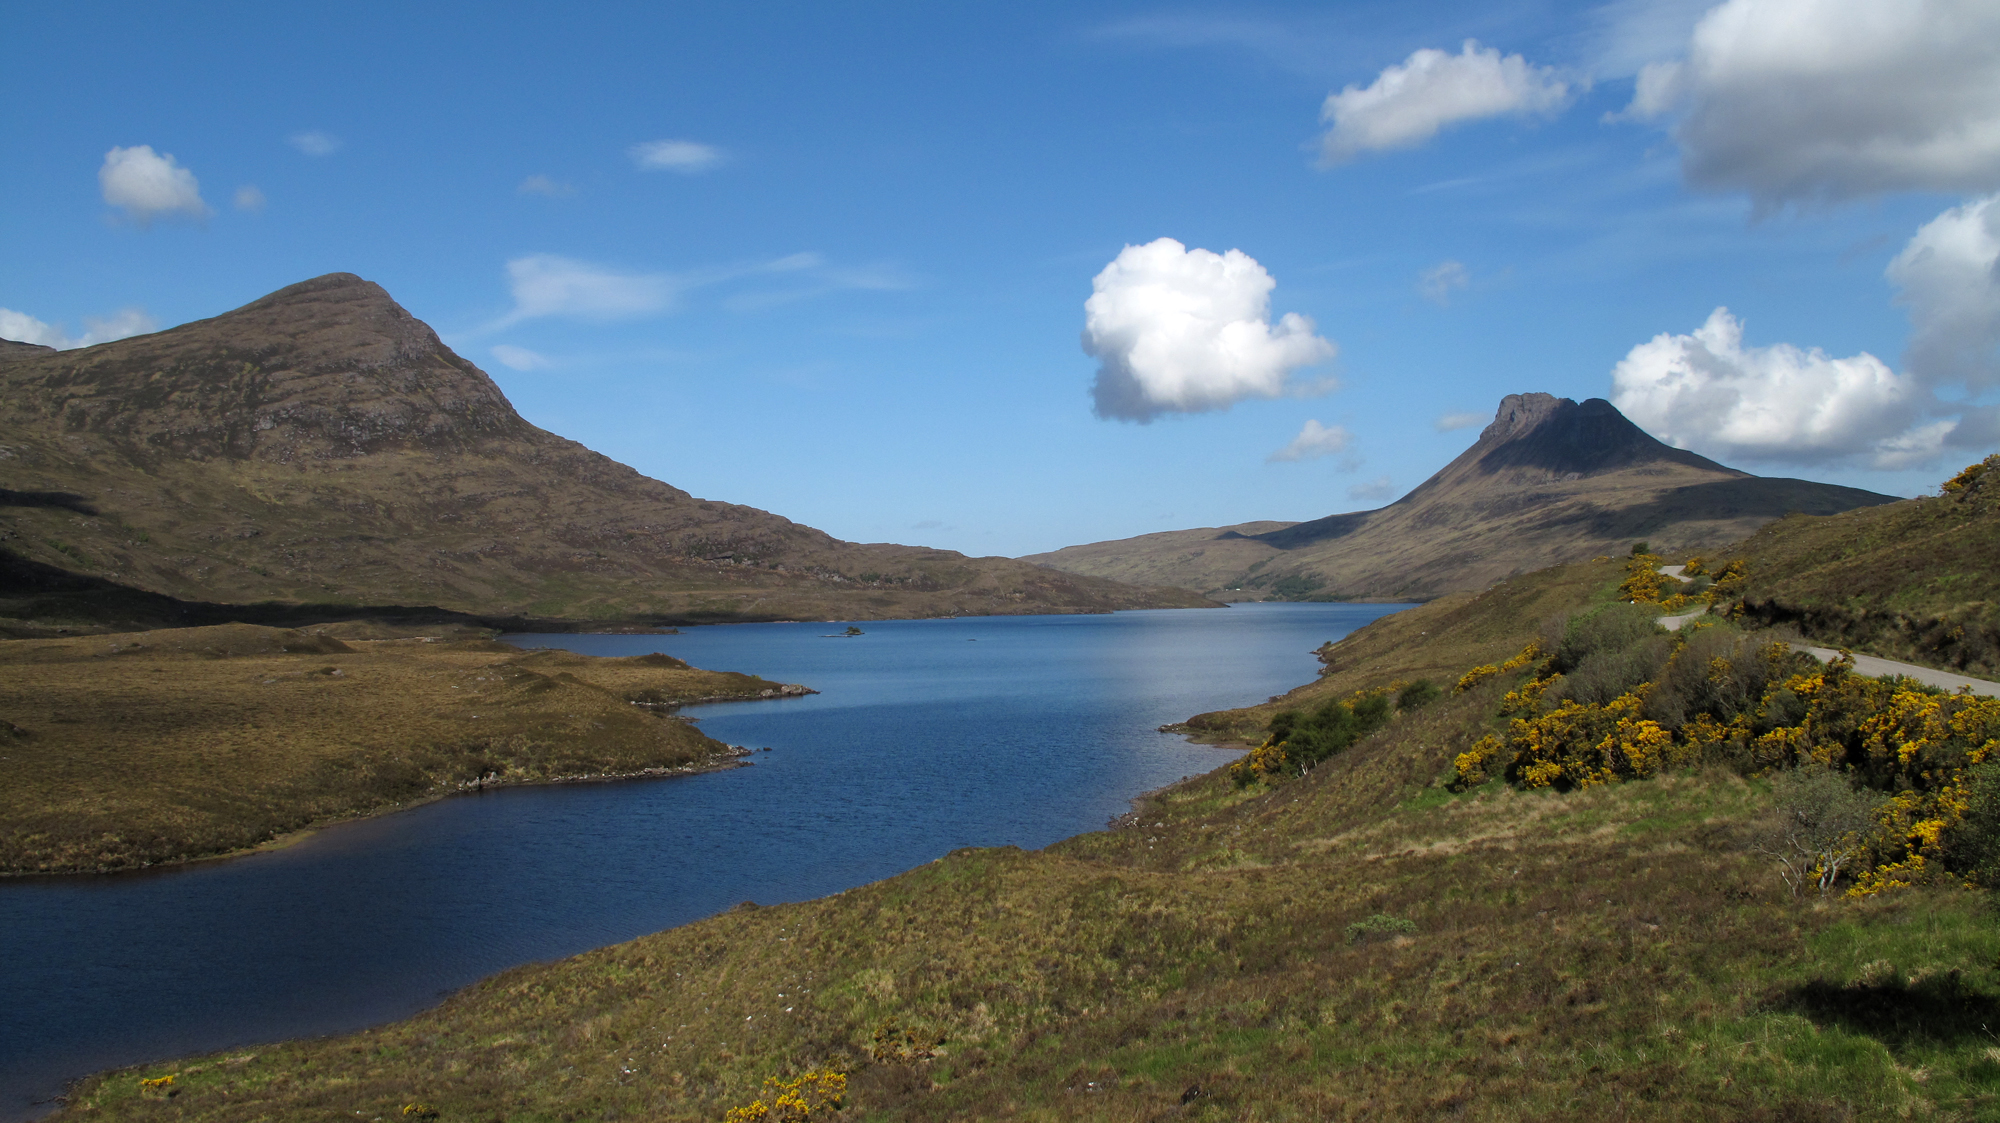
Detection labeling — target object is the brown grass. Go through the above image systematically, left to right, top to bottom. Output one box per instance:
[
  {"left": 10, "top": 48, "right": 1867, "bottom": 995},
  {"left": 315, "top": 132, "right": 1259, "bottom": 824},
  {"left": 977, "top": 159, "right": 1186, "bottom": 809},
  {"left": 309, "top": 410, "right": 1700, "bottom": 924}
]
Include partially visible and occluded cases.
[{"left": 0, "top": 622, "right": 806, "bottom": 873}]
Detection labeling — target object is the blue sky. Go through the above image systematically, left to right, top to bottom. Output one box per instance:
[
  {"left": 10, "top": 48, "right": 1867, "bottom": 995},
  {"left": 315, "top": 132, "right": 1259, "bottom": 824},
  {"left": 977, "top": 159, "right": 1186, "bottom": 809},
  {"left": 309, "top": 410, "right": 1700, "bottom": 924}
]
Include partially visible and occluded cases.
[{"left": 4, "top": 1, "right": 1997, "bottom": 557}]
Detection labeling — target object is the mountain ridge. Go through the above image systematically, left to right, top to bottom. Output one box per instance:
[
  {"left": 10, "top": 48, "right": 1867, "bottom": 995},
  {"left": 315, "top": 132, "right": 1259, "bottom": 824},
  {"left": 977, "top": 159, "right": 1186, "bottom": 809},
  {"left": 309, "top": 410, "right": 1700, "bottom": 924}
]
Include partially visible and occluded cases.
[
  {"left": 0, "top": 273, "right": 1214, "bottom": 625},
  {"left": 1024, "top": 392, "right": 1897, "bottom": 601}
]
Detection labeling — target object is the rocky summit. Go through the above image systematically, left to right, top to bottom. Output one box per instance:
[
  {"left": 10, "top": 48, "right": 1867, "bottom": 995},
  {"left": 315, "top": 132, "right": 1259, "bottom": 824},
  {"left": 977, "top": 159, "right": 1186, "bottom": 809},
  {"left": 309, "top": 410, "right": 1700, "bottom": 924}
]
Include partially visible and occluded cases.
[
  {"left": 0, "top": 274, "right": 1213, "bottom": 626},
  {"left": 1025, "top": 392, "right": 1899, "bottom": 602}
]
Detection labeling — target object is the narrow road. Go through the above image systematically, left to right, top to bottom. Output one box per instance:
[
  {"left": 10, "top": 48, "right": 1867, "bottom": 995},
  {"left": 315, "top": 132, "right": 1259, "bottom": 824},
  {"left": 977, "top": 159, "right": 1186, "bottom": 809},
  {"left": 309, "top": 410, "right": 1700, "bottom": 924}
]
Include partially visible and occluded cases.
[{"left": 1655, "top": 607, "right": 1999, "bottom": 697}]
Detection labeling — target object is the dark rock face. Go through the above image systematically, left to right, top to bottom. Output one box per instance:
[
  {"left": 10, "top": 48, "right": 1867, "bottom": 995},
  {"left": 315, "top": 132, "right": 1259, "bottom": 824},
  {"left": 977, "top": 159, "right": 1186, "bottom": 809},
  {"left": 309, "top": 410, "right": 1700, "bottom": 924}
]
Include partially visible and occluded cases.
[{"left": 1471, "top": 395, "right": 1736, "bottom": 478}]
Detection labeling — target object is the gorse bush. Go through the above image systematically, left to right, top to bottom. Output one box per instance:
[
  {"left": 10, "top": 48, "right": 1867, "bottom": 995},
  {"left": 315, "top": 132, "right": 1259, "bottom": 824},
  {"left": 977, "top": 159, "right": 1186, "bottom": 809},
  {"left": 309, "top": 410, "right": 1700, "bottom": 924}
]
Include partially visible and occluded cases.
[
  {"left": 1448, "top": 605, "right": 2000, "bottom": 896},
  {"left": 1231, "top": 690, "right": 1394, "bottom": 786}
]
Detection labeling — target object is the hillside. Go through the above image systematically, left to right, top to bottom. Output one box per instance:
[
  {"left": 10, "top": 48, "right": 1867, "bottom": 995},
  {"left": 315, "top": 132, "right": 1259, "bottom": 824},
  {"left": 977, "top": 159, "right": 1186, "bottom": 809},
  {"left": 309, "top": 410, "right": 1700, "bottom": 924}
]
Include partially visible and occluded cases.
[
  {"left": 0, "top": 275, "right": 1212, "bottom": 627},
  {"left": 1025, "top": 393, "right": 1896, "bottom": 602},
  {"left": 1731, "top": 453, "right": 2000, "bottom": 677},
  {"left": 54, "top": 510, "right": 2000, "bottom": 1121}
]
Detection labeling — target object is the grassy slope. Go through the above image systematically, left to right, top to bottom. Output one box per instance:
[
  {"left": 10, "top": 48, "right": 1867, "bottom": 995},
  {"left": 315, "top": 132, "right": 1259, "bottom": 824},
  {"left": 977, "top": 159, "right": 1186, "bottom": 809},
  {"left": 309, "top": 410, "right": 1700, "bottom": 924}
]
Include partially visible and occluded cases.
[
  {"left": 1729, "top": 460, "right": 2000, "bottom": 676},
  {"left": 53, "top": 563, "right": 2000, "bottom": 1121},
  {"left": 0, "top": 623, "right": 806, "bottom": 874}
]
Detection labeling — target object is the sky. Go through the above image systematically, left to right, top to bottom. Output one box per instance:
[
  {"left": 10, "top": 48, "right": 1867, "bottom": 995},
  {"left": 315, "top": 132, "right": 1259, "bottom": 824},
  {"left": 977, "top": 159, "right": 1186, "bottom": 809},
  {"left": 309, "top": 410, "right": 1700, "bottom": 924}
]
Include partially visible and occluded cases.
[{"left": 3, "top": 0, "right": 1998, "bottom": 558}]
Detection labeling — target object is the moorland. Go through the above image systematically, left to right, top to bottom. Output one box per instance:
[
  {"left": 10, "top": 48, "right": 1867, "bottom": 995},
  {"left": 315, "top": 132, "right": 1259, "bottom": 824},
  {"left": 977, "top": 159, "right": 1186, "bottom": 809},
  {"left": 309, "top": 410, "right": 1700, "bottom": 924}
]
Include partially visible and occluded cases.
[
  {"left": 41, "top": 455, "right": 2000, "bottom": 1122},
  {"left": 0, "top": 621, "right": 808, "bottom": 875}
]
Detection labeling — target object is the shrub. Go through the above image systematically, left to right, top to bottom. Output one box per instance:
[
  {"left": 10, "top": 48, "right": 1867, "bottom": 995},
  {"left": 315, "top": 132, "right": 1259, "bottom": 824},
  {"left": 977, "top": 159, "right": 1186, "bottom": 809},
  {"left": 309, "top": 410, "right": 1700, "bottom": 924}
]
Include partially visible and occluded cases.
[
  {"left": 1616, "top": 553, "right": 1669, "bottom": 603},
  {"left": 1395, "top": 679, "right": 1442, "bottom": 710},
  {"left": 1232, "top": 691, "right": 1394, "bottom": 785},
  {"left": 1952, "top": 758, "right": 2000, "bottom": 888},
  {"left": 1753, "top": 765, "right": 1884, "bottom": 897},
  {"left": 723, "top": 1070, "right": 847, "bottom": 1122}
]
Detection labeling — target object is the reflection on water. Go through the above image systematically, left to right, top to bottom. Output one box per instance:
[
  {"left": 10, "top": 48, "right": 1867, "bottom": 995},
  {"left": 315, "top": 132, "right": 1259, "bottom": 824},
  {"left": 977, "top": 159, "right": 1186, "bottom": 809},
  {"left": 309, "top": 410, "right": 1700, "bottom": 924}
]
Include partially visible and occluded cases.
[{"left": 0, "top": 602, "right": 1408, "bottom": 1119}]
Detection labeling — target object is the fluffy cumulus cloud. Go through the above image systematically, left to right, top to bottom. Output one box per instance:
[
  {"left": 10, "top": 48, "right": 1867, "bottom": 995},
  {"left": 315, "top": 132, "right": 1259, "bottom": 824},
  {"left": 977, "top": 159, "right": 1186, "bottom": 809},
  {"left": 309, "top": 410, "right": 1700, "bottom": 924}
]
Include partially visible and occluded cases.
[
  {"left": 1624, "top": 0, "right": 2000, "bottom": 206},
  {"left": 1320, "top": 41, "right": 1571, "bottom": 164},
  {"left": 629, "top": 139, "right": 724, "bottom": 173},
  {"left": 98, "top": 146, "right": 208, "bottom": 225},
  {"left": 1613, "top": 192, "right": 2000, "bottom": 467},
  {"left": 1889, "top": 193, "right": 2000, "bottom": 393},
  {"left": 1083, "top": 238, "right": 1336, "bottom": 422},
  {"left": 0, "top": 307, "right": 156, "bottom": 349},
  {"left": 1610, "top": 307, "right": 1939, "bottom": 468},
  {"left": 1267, "top": 419, "right": 1352, "bottom": 462}
]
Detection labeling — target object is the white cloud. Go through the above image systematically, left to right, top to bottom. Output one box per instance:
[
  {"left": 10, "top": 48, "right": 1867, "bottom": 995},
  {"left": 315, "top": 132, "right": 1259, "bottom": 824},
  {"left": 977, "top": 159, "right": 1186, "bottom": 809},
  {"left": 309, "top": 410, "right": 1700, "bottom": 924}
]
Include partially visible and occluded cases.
[
  {"left": 1621, "top": 0, "right": 2000, "bottom": 206},
  {"left": 1319, "top": 40, "right": 1572, "bottom": 164},
  {"left": 289, "top": 130, "right": 342, "bottom": 157},
  {"left": 629, "top": 139, "right": 724, "bottom": 173},
  {"left": 98, "top": 145, "right": 208, "bottom": 225},
  {"left": 518, "top": 175, "right": 575, "bottom": 198},
  {"left": 233, "top": 185, "right": 266, "bottom": 212},
  {"left": 1612, "top": 193, "right": 2000, "bottom": 468},
  {"left": 1888, "top": 193, "right": 2000, "bottom": 393},
  {"left": 1083, "top": 238, "right": 1336, "bottom": 422},
  {"left": 499, "top": 255, "right": 678, "bottom": 326},
  {"left": 1418, "top": 260, "right": 1469, "bottom": 306},
  {"left": 0, "top": 306, "right": 156, "bottom": 349},
  {"left": 1610, "top": 307, "right": 1939, "bottom": 468},
  {"left": 76, "top": 308, "right": 157, "bottom": 346},
  {"left": 0, "top": 309, "right": 66, "bottom": 348},
  {"left": 489, "top": 344, "right": 551, "bottom": 371},
  {"left": 1435, "top": 411, "right": 1486, "bottom": 431},
  {"left": 1267, "top": 420, "right": 1352, "bottom": 462},
  {"left": 1347, "top": 476, "right": 1397, "bottom": 502}
]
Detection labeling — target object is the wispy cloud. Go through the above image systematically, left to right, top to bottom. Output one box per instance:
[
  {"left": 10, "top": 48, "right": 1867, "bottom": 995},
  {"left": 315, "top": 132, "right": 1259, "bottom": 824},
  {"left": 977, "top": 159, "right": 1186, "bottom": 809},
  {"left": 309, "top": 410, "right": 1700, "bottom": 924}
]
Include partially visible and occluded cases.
[
  {"left": 289, "top": 130, "right": 342, "bottom": 157},
  {"left": 629, "top": 139, "right": 724, "bottom": 173},
  {"left": 518, "top": 175, "right": 575, "bottom": 198},
  {"left": 233, "top": 185, "right": 266, "bottom": 212},
  {"left": 484, "top": 251, "right": 911, "bottom": 331},
  {"left": 1418, "top": 260, "right": 1470, "bottom": 306},
  {"left": 489, "top": 344, "right": 552, "bottom": 371},
  {"left": 1435, "top": 411, "right": 1486, "bottom": 432},
  {"left": 1268, "top": 420, "right": 1353, "bottom": 462},
  {"left": 1347, "top": 476, "right": 1397, "bottom": 502}
]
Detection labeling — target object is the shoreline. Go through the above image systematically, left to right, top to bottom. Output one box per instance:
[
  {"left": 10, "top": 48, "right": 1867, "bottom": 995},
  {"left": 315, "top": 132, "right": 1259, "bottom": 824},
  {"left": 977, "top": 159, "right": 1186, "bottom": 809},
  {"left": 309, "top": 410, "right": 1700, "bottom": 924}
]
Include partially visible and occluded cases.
[{"left": 0, "top": 747, "right": 757, "bottom": 880}]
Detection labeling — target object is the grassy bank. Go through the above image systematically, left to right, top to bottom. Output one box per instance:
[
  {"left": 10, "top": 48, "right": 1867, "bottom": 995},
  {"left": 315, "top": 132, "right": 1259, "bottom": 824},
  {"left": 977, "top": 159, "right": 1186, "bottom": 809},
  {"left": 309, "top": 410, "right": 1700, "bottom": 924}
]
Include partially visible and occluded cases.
[
  {"left": 49, "top": 563, "right": 2000, "bottom": 1120},
  {"left": 0, "top": 622, "right": 807, "bottom": 874}
]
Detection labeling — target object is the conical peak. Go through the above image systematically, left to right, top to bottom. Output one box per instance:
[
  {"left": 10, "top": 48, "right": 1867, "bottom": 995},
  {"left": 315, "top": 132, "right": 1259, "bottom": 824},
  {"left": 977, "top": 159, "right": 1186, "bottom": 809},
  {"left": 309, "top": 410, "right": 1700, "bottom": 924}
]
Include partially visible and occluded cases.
[{"left": 1472, "top": 393, "right": 1737, "bottom": 479}]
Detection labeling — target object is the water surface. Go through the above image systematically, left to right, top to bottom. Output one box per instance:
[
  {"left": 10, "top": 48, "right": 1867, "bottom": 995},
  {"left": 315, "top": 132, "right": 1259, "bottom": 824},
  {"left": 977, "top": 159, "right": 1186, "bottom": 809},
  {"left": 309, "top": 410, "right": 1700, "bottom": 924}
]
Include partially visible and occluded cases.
[{"left": 0, "top": 602, "right": 1408, "bottom": 1119}]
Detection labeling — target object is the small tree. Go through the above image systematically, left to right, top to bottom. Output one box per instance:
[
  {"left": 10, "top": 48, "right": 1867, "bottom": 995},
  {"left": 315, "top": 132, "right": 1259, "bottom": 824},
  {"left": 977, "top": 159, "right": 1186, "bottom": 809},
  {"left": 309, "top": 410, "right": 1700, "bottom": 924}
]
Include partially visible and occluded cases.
[{"left": 1754, "top": 765, "right": 1883, "bottom": 897}]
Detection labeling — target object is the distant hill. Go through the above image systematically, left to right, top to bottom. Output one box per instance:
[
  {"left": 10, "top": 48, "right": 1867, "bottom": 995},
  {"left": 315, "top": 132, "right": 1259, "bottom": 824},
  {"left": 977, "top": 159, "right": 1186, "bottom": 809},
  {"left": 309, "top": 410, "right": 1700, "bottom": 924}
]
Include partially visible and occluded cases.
[
  {"left": 0, "top": 274, "right": 1213, "bottom": 626},
  {"left": 1025, "top": 393, "right": 1898, "bottom": 602}
]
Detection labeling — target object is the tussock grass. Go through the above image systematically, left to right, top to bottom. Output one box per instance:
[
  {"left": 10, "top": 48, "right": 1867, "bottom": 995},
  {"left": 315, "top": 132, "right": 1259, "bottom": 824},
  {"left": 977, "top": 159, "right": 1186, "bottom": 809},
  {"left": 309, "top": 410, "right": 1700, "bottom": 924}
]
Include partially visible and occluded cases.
[{"left": 0, "top": 622, "right": 802, "bottom": 873}]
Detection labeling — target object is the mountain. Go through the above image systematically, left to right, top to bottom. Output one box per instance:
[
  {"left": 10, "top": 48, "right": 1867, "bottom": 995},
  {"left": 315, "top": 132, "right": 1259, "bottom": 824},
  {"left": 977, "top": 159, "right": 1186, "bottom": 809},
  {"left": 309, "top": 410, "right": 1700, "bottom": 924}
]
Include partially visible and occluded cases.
[
  {"left": 0, "top": 274, "right": 1213, "bottom": 626},
  {"left": 1024, "top": 393, "right": 1899, "bottom": 602}
]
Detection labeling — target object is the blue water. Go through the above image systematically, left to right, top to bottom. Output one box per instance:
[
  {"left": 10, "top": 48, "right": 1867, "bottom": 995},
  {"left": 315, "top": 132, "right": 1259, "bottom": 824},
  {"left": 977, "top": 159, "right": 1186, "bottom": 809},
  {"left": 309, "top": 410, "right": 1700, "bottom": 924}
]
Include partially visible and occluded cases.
[{"left": 0, "top": 602, "right": 1408, "bottom": 1119}]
